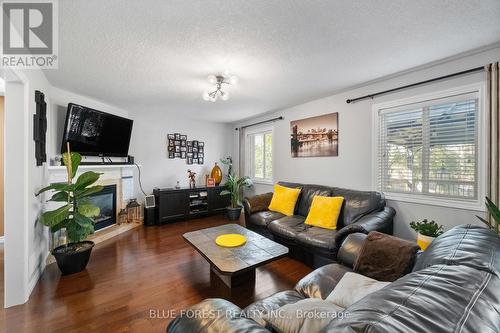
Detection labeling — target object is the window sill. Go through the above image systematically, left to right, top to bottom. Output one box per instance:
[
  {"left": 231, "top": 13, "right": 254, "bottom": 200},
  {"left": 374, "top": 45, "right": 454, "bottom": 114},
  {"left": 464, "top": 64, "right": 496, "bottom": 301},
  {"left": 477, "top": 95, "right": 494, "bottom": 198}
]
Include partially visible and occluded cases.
[
  {"left": 250, "top": 178, "right": 274, "bottom": 186},
  {"left": 384, "top": 192, "right": 486, "bottom": 212}
]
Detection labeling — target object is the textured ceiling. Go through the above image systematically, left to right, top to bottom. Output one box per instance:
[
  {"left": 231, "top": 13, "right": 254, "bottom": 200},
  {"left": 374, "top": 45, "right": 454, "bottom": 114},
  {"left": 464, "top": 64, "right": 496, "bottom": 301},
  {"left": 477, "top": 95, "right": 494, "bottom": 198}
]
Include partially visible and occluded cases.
[{"left": 44, "top": 0, "right": 500, "bottom": 122}]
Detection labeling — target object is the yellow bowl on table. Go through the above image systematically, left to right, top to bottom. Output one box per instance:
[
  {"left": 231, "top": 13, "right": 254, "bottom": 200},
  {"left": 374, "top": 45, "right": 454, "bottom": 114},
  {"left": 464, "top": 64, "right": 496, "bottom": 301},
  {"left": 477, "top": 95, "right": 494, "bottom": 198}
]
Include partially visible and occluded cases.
[{"left": 215, "top": 234, "right": 247, "bottom": 248}]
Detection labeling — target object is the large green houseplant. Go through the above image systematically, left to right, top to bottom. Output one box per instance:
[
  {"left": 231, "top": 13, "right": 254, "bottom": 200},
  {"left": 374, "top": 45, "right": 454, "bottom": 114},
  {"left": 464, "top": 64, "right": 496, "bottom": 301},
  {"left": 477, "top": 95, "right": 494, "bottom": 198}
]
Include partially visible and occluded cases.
[
  {"left": 36, "top": 145, "right": 103, "bottom": 274},
  {"left": 220, "top": 173, "right": 253, "bottom": 221},
  {"left": 477, "top": 196, "right": 500, "bottom": 232}
]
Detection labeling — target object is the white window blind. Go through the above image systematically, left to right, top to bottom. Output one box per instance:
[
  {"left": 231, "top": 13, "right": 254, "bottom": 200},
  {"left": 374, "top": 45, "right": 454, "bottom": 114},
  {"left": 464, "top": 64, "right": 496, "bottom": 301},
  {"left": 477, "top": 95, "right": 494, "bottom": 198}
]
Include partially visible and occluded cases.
[
  {"left": 377, "top": 92, "right": 478, "bottom": 201},
  {"left": 246, "top": 129, "right": 273, "bottom": 183}
]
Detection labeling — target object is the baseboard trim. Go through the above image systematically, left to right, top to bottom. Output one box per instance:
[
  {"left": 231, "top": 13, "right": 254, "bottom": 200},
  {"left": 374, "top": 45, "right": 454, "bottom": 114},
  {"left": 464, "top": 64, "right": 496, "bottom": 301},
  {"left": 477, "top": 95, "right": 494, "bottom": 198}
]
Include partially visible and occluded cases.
[{"left": 27, "top": 250, "right": 49, "bottom": 301}]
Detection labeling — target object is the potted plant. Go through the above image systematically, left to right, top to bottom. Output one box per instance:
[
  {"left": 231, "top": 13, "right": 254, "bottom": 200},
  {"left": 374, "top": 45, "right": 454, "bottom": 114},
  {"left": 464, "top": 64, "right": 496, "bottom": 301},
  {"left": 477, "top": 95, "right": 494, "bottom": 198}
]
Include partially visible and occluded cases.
[
  {"left": 36, "top": 145, "right": 103, "bottom": 275},
  {"left": 220, "top": 173, "right": 253, "bottom": 221},
  {"left": 476, "top": 197, "right": 500, "bottom": 231},
  {"left": 410, "top": 219, "right": 444, "bottom": 250}
]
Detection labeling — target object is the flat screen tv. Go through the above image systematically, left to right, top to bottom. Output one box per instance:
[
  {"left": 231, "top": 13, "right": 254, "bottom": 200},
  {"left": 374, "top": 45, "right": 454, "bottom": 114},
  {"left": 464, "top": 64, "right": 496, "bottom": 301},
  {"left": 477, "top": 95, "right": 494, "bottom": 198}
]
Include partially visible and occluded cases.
[{"left": 61, "top": 103, "right": 133, "bottom": 157}]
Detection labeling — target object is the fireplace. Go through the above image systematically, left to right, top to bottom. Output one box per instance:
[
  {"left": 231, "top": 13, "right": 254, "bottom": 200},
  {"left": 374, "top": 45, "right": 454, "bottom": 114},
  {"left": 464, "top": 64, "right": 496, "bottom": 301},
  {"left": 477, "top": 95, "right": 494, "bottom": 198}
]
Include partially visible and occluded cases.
[{"left": 87, "top": 184, "right": 117, "bottom": 231}]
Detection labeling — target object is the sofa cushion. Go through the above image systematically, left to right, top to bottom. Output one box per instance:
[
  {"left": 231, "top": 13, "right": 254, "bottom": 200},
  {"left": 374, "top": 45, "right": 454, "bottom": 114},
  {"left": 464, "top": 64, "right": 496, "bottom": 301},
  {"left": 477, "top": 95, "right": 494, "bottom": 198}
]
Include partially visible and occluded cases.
[
  {"left": 278, "top": 182, "right": 304, "bottom": 214},
  {"left": 268, "top": 184, "right": 302, "bottom": 216},
  {"left": 295, "top": 184, "right": 332, "bottom": 217},
  {"left": 331, "top": 187, "right": 384, "bottom": 227},
  {"left": 244, "top": 192, "right": 274, "bottom": 215},
  {"left": 304, "top": 196, "right": 343, "bottom": 230},
  {"left": 248, "top": 210, "right": 285, "bottom": 228},
  {"left": 268, "top": 215, "right": 307, "bottom": 240},
  {"left": 295, "top": 226, "right": 338, "bottom": 255},
  {"left": 354, "top": 231, "right": 419, "bottom": 282},
  {"left": 295, "top": 263, "right": 352, "bottom": 299},
  {"left": 325, "top": 272, "right": 390, "bottom": 308},
  {"left": 243, "top": 290, "right": 304, "bottom": 327}
]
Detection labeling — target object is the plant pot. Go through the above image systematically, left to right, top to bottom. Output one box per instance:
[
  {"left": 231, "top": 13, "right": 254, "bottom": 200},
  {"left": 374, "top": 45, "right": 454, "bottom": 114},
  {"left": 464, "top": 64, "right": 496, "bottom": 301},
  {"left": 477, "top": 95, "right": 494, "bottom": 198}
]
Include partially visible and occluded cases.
[
  {"left": 226, "top": 206, "right": 242, "bottom": 221},
  {"left": 416, "top": 233, "right": 435, "bottom": 251},
  {"left": 52, "top": 241, "right": 95, "bottom": 275}
]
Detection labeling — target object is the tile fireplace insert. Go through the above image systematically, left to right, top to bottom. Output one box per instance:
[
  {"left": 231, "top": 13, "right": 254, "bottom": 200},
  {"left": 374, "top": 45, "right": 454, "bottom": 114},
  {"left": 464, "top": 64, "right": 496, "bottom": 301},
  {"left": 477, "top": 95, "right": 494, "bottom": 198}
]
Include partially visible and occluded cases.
[{"left": 87, "top": 184, "right": 117, "bottom": 231}]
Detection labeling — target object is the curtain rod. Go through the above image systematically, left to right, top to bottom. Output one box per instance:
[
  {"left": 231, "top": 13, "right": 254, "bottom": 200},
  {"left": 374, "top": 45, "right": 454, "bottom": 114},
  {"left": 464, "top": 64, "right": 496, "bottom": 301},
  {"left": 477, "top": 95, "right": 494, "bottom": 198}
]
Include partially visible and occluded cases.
[
  {"left": 346, "top": 66, "right": 485, "bottom": 104},
  {"left": 235, "top": 116, "right": 284, "bottom": 131}
]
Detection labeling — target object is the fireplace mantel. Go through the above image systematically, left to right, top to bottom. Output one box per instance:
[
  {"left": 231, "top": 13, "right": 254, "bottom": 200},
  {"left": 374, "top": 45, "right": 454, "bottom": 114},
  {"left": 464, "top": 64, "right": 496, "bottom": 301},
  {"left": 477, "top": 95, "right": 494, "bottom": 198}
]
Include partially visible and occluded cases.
[
  {"left": 45, "top": 164, "right": 138, "bottom": 184},
  {"left": 46, "top": 164, "right": 140, "bottom": 171}
]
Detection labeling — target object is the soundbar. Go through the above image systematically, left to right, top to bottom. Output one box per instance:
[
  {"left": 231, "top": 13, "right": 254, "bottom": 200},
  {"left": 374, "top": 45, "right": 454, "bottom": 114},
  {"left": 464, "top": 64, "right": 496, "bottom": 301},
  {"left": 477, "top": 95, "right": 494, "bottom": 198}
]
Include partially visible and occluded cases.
[
  {"left": 61, "top": 155, "right": 135, "bottom": 166},
  {"left": 78, "top": 162, "right": 134, "bottom": 166}
]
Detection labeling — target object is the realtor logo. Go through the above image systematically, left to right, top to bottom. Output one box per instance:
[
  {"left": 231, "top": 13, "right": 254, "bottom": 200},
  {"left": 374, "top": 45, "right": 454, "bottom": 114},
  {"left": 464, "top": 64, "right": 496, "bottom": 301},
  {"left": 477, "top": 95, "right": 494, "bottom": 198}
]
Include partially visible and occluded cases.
[{"left": 1, "top": 0, "right": 58, "bottom": 68}]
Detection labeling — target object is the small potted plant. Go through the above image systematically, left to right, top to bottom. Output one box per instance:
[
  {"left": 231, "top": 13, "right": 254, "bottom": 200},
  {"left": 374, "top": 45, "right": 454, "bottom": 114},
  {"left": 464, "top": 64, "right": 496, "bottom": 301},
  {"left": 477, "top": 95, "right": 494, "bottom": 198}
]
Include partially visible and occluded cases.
[
  {"left": 36, "top": 144, "right": 103, "bottom": 275},
  {"left": 220, "top": 173, "right": 253, "bottom": 221},
  {"left": 476, "top": 197, "right": 500, "bottom": 231},
  {"left": 410, "top": 219, "right": 444, "bottom": 250}
]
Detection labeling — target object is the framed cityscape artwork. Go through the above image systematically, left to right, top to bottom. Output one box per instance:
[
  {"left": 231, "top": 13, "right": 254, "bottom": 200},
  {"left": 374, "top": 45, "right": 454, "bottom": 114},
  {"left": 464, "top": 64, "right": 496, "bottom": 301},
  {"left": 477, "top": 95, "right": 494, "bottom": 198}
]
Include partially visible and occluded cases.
[{"left": 290, "top": 112, "right": 338, "bottom": 157}]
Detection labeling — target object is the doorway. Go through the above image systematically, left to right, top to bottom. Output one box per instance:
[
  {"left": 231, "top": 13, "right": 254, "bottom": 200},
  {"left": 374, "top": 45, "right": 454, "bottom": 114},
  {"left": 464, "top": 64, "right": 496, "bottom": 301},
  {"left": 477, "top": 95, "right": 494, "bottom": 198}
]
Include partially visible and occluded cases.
[
  {"left": 0, "top": 83, "right": 4, "bottom": 308},
  {"left": 0, "top": 94, "right": 4, "bottom": 240}
]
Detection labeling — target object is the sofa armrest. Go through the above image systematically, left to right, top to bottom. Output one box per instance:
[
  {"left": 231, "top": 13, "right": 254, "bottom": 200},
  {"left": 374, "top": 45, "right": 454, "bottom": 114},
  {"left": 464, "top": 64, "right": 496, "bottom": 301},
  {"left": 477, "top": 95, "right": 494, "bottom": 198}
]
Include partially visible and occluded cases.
[
  {"left": 243, "top": 192, "right": 273, "bottom": 215},
  {"left": 335, "top": 206, "right": 395, "bottom": 248},
  {"left": 337, "top": 233, "right": 367, "bottom": 268},
  {"left": 294, "top": 263, "right": 353, "bottom": 299},
  {"left": 167, "top": 298, "right": 269, "bottom": 333}
]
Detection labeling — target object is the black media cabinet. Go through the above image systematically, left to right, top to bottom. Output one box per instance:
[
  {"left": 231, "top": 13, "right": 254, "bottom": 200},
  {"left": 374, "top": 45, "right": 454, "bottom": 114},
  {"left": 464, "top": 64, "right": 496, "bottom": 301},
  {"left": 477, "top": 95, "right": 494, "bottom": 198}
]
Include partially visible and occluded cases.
[{"left": 153, "top": 186, "right": 230, "bottom": 224}]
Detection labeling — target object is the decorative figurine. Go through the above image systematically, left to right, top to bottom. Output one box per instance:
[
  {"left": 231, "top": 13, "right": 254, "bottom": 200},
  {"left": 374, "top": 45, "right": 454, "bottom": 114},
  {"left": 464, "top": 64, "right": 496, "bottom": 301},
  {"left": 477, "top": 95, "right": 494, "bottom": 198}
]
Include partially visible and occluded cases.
[
  {"left": 188, "top": 169, "right": 196, "bottom": 188},
  {"left": 175, "top": 181, "right": 181, "bottom": 189}
]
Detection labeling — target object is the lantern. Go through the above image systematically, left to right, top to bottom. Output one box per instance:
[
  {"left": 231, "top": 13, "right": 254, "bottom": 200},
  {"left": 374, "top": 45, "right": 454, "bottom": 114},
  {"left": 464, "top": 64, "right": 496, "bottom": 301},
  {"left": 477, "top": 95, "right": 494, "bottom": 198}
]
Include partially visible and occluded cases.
[
  {"left": 126, "top": 199, "right": 141, "bottom": 223},
  {"left": 118, "top": 209, "right": 128, "bottom": 225}
]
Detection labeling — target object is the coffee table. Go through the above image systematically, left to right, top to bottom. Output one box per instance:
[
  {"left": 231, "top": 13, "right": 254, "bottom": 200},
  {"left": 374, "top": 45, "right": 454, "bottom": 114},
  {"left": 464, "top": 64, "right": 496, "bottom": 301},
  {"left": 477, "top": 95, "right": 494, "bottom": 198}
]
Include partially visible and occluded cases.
[{"left": 183, "top": 224, "right": 289, "bottom": 288}]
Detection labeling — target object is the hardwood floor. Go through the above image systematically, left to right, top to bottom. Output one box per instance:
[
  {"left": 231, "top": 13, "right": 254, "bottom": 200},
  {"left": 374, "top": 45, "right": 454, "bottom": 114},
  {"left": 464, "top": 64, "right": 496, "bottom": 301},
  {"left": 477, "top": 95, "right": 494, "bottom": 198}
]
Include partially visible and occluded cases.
[{"left": 0, "top": 216, "right": 312, "bottom": 333}]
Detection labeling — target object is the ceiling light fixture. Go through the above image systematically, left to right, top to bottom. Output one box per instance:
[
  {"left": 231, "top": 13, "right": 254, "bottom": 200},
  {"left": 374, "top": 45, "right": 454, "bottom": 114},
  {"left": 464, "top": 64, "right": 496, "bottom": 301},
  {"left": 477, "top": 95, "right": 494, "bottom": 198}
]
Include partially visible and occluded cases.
[{"left": 202, "top": 74, "right": 238, "bottom": 102}]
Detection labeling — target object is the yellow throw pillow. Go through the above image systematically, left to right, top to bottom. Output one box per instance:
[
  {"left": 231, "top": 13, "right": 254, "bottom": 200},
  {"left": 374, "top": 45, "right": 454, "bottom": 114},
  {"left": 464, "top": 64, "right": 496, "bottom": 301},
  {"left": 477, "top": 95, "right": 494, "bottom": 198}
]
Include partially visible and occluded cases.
[
  {"left": 268, "top": 184, "right": 301, "bottom": 216},
  {"left": 305, "top": 196, "right": 344, "bottom": 230}
]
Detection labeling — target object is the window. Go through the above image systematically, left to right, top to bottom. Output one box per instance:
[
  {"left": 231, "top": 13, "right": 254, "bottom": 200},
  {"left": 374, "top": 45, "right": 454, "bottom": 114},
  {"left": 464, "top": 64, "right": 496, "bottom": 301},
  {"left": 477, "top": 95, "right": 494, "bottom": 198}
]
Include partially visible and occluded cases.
[
  {"left": 374, "top": 86, "right": 484, "bottom": 209},
  {"left": 246, "top": 128, "right": 273, "bottom": 183}
]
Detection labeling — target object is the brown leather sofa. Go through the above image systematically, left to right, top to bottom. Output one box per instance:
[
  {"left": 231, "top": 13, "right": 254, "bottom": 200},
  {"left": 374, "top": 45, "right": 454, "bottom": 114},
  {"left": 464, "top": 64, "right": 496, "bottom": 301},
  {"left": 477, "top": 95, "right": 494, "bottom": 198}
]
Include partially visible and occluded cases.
[
  {"left": 243, "top": 182, "right": 395, "bottom": 267},
  {"left": 167, "top": 224, "right": 500, "bottom": 333}
]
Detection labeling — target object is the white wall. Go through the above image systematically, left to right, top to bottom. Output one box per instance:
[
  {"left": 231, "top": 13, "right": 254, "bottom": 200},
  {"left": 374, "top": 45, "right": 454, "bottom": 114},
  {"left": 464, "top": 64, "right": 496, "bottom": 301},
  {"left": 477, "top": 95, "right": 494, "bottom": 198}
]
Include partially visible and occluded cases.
[
  {"left": 232, "top": 46, "right": 500, "bottom": 240},
  {"left": 3, "top": 67, "right": 52, "bottom": 307},
  {"left": 128, "top": 109, "right": 231, "bottom": 198}
]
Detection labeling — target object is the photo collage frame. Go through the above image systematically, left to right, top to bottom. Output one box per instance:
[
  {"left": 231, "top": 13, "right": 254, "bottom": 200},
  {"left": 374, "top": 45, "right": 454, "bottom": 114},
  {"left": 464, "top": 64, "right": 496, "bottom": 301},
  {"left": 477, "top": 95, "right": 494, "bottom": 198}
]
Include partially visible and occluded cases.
[{"left": 167, "top": 133, "right": 204, "bottom": 165}]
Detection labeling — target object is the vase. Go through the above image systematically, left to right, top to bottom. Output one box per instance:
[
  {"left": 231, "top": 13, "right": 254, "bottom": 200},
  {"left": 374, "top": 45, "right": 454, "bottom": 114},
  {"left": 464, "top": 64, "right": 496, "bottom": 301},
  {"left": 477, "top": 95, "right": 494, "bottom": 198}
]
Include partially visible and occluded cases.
[
  {"left": 211, "top": 162, "right": 223, "bottom": 185},
  {"left": 416, "top": 233, "right": 434, "bottom": 251}
]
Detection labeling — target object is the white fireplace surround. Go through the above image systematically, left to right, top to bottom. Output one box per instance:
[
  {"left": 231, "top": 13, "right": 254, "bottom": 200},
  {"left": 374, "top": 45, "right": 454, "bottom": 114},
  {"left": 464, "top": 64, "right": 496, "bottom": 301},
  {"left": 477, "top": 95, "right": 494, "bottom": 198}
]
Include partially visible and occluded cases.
[{"left": 45, "top": 164, "right": 137, "bottom": 224}]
